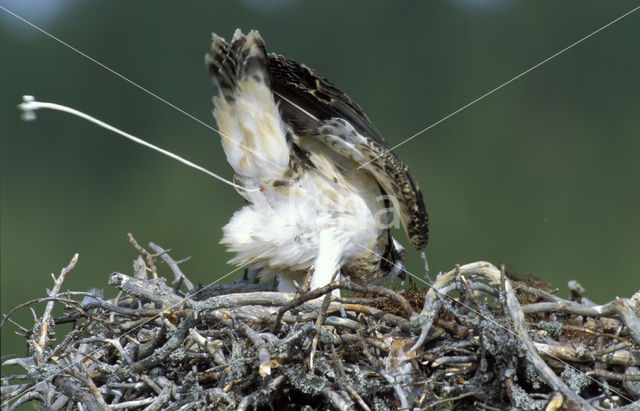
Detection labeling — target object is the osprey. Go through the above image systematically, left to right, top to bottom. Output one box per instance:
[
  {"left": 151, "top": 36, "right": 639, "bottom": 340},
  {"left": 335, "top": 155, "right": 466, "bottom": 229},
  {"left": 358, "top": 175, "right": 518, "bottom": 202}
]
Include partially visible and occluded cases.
[{"left": 206, "top": 29, "right": 428, "bottom": 292}]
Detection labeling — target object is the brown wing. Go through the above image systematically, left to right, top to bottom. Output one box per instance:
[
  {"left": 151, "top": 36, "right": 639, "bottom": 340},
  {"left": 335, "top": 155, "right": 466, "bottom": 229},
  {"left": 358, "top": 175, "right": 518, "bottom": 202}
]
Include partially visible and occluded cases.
[{"left": 268, "top": 54, "right": 429, "bottom": 250}]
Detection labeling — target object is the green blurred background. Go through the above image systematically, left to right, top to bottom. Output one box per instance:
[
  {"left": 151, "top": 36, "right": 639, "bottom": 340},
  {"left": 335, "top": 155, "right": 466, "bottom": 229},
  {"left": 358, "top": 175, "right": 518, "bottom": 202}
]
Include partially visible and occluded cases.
[{"left": 2, "top": 0, "right": 639, "bottom": 367}]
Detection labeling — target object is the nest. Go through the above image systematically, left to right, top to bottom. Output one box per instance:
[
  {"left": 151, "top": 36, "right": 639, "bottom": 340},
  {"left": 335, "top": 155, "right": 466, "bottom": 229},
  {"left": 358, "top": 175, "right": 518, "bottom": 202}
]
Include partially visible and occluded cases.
[{"left": 2, "top": 235, "right": 640, "bottom": 410}]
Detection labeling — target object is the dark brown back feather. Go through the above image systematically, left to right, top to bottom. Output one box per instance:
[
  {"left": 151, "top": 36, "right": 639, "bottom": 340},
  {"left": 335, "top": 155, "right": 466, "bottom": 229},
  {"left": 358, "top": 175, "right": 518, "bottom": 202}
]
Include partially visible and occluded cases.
[
  {"left": 267, "top": 54, "right": 429, "bottom": 249},
  {"left": 268, "top": 54, "right": 384, "bottom": 143}
]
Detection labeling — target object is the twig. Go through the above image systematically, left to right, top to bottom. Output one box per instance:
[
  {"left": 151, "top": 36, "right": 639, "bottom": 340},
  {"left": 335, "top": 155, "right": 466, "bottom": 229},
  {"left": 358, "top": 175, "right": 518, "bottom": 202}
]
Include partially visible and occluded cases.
[
  {"left": 128, "top": 233, "right": 157, "bottom": 278},
  {"left": 148, "top": 242, "right": 194, "bottom": 291},
  {"left": 34, "top": 254, "right": 78, "bottom": 363},
  {"left": 500, "top": 265, "right": 596, "bottom": 410},
  {"left": 109, "top": 272, "right": 185, "bottom": 309},
  {"left": 310, "top": 289, "right": 333, "bottom": 371},
  {"left": 1, "top": 296, "right": 77, "bottom": 330},
  {"left": 612, "top": 299, "right": 640, "bottom": 346},
  {"left": 239, "top": 321, "right": 271, "bottom": 377},
  {"left": 74, "top": 365, "right": 110, "bottom": 410},
  {"left": 323, "top": 387, "right": 353, "bottom": 411},
  {"left": 425, "top": 390, "right": 486, "bottom": 409},
  {"left": 111, "top": 398, "right": 155, "bottom": 409}
]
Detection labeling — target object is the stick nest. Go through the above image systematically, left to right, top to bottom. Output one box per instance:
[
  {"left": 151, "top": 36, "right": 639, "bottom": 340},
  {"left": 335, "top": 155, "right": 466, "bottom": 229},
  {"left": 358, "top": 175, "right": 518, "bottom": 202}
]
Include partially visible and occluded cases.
[{"left": 2, "top": 236, "right": 640, "bottom": 410}]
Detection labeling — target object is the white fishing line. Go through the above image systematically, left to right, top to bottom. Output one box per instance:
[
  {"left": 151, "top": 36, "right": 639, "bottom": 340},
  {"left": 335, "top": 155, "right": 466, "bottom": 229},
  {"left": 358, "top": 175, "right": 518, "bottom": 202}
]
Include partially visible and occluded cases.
[{"left": 19, "top": 96, "right": 258, "bottom": 193}]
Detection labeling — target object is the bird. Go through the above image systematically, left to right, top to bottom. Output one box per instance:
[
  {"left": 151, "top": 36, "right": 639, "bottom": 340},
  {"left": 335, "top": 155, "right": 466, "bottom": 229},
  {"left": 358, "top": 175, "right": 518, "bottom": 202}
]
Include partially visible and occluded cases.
[{"left": 206, "top": 29, "right": 428, "bottom": 293}]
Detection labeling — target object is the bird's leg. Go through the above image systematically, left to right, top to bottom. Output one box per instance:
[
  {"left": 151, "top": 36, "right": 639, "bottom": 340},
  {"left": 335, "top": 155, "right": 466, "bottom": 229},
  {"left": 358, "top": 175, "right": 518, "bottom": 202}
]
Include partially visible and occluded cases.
[
  {"left": 311, "top": 231, "right": 344, "bottom": 297},
  {"left": 232, "top": 266, "right": 259, "bottom": 286},
  {"left": 294, "top": 266, "right": 315, "bottom": 297}
]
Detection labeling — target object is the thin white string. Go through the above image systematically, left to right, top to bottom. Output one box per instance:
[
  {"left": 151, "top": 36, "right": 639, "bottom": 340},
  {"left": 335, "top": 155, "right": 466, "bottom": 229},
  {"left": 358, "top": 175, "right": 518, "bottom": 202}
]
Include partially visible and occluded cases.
[
  {"left": 3, "top": 3, "right": 637, "bottom": 175},
  {"left": 358, "top": 4, "right": 640, "bottom": 169},
  {"left": 0, "top": 5, "right": 283, "bottom": 171},
  {"left": 272, "top": 90, "right": 320, "bottom": 122},
  {"left": 18, "top": 97, "right": 258, "bottom": 192},
  {"left": 354, "top": 241, "right": 638, "bottom": 407}
]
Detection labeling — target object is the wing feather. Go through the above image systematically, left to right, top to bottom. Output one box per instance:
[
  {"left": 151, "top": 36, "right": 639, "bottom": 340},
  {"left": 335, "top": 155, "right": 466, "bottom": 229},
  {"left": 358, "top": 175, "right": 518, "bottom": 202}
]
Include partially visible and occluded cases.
[{"left": 268, "top": 54, "right": 429, "bottom": 249}]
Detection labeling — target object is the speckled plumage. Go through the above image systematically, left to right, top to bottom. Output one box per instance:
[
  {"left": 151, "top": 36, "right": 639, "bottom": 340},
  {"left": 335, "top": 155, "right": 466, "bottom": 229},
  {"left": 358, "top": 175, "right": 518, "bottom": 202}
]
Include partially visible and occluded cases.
[{"left": 206, "top": 29, "right": 428, "bottom": 292}]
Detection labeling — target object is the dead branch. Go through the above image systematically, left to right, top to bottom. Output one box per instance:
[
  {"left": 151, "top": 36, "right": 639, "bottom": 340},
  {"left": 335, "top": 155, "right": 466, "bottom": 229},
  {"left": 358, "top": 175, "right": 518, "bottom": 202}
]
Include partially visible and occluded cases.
[
  {"left": 127, "top": 232, "right": 157, "bottom": 278},
  {"left": 148, "top": 241, "right": 194, "bottom": 292},
  {"left": 34, "top": 253, "right": 78, "bottom": 363}
]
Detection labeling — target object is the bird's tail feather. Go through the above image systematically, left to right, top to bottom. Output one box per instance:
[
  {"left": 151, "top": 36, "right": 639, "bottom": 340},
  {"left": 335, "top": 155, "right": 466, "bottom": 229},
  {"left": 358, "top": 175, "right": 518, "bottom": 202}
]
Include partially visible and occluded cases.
[
  {"left": 205, "top": 29, "right": 290, "bottom": 183},
  {"left": 206, "top": 29, "right": 270, "bottom": 101}
]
